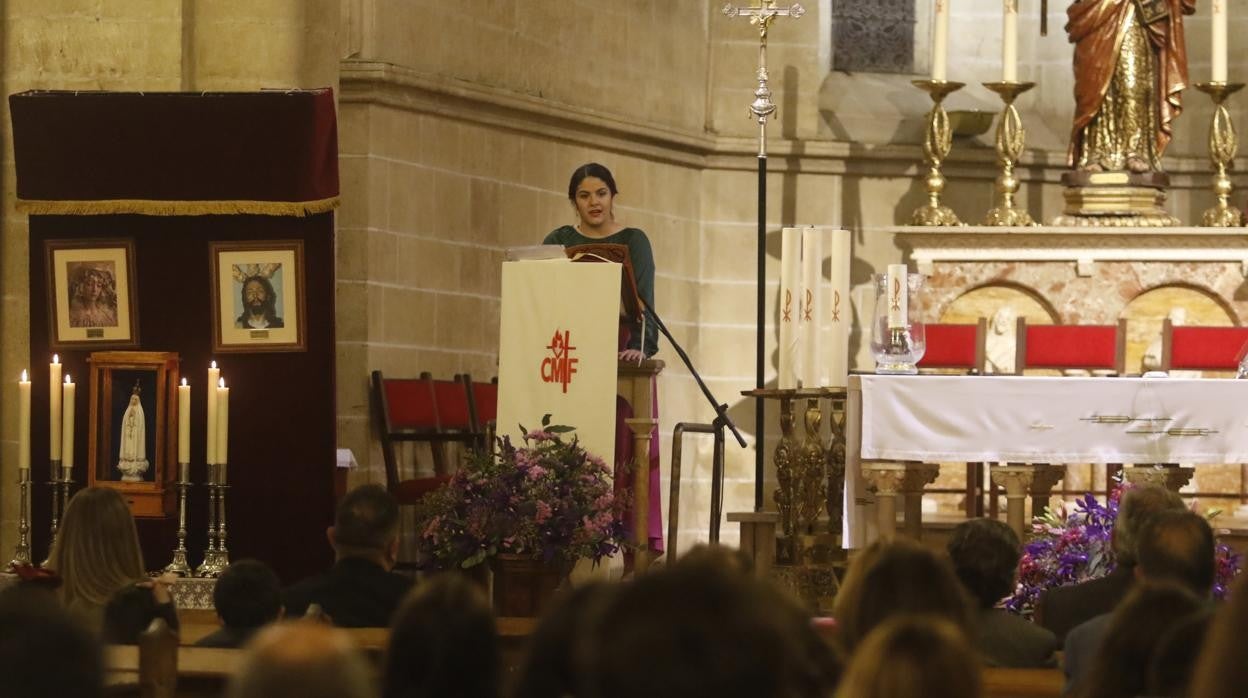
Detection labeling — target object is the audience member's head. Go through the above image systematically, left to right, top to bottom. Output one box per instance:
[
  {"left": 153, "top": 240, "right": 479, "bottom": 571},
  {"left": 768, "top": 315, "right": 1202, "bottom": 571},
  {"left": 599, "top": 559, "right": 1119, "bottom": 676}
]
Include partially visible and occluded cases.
[
  {"left": 329, "top": 484, "right": 400, "bottom": 568},
  {"left": 1113, "top": 485, "right": 1185, "bottom": 566},
  {"left": 49, "top": 487, "right": 146, "bottom": 628},
  {"left": 1135, "top": 509, "right": 1216, "bottom": 596},
  {"left": 947, "top": 518, "right": 1021, "bottom": 609},
  {"left": 837, "top": 538, "right": 974, "bottom": 655},
  {"left": 832, "top": 539, "right": 885, "bottom": 623},
  {"left": 586, "top": 545, "right": 840, "bottom": 698},
  {"left": 215, "top": 559, "right": 283, "bottom": 632},
  {"left": 1189, "top": 572, "right": 1248, "bottom": 698},
  {"left": 383, "top": 573, "right": 499, "bottom": 698},
  {"left": 101, "top": 582, "right": 170, "bottom": 645},
  {"left": 513, "top": 582, "right": 617, "bottom": 698},
  {"left": 1078, "top": 582, "right": 1204, "bottom": 698},
  {"left": 0, "top": 585, "right": 102, "bottom": 698},
  {"left": 1146, "top": 610, "right": 1212, "bottom": 698},
  {"left": 836, "top": 615, "right": 983, "bottom": 698},
  {"left": 227, "top": 621, "right": 374, "bottom": 698}
]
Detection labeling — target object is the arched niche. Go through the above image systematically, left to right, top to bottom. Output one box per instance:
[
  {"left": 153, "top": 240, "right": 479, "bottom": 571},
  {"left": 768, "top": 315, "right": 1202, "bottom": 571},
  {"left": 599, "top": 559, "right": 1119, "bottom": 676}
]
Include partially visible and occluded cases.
[{"left": 1121, "top": 285, "right": 1237, "bottom": 375}]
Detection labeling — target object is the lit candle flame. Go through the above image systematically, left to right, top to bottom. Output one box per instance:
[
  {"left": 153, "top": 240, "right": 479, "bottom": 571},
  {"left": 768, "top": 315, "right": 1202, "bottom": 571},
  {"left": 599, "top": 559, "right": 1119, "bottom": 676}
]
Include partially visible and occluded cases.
[
  {"left": 52, "top": 354, "right": 59, "bottom": 364},
  {"left": 211, "top": 360, "right": 217, "bottom": 369},
  {"left": 20, "top": 369, "right": 28, "bottom": 382},
  {"left": 65, "top": 374, "right": 72, "bottom": 384},
  {"left": 181, "top": 377, "right": 188, "bottom": 386},
  {"left": 218, "top": 377, "right": 225, "bottom": 388}
]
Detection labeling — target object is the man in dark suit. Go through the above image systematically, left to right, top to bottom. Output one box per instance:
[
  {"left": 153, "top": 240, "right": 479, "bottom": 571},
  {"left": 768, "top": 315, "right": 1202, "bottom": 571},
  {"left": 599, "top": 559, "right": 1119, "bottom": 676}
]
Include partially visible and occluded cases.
[
  {"left": 284, "top": 484, "right": 413, "bottom": 627},
  {"left": 1035, "top": 485, "right": 1184, "bottom": 641},
  {"left": 1062, "top": 509, "right": 1215, "bottom": 694},
  {"left": 948, "top": 517, "right": 1058, "bottom": 668}
]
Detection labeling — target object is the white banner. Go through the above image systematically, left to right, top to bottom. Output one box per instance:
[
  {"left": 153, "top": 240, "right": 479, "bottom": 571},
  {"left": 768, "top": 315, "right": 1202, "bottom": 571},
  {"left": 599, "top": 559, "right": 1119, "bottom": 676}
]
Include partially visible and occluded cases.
[{"left": 497, "top": 260, "right": 620, "bottom": 463}]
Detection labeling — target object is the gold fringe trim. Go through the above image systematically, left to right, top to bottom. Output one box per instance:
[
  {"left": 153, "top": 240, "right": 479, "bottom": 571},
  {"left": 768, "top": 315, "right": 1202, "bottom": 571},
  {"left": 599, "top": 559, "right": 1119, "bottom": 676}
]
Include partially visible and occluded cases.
[{"left": 15, "top": 196, "right": 340, "bottom": 217}]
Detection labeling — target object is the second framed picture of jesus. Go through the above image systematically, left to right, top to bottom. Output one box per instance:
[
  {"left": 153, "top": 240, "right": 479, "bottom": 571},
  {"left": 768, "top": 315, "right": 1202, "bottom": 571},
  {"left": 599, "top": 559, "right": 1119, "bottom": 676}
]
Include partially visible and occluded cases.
[{"left": 210, "top": 240, "right": 306, "bottom": 353}]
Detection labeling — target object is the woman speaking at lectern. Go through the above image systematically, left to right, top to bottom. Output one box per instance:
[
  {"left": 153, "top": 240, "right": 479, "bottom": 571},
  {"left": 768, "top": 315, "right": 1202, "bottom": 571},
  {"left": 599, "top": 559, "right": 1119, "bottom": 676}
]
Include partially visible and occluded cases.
[{"left": 544, "top": 162, "right": 663, "bottom": 559}]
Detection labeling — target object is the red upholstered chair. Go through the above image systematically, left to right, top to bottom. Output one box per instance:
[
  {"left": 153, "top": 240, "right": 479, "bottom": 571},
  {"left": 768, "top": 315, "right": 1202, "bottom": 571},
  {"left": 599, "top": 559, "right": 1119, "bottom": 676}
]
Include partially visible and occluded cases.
[
  {"left": 1014, "top": 317, "right": 1127, "bottom": 375},
  {"left": 918, "top": 319, "right": 989, "bottom": 516},
  {"left": 918, "top": 319, "right": 988, "bottom": 373},
  {"left": 1162, "top": 319, "right": 1248, "bottom": 372},
  {"left": 370, "top": 371, "right": 480, "bottom": 505},
  {"left": 465, "top": 376, "right": 498, "bottom": 445}
]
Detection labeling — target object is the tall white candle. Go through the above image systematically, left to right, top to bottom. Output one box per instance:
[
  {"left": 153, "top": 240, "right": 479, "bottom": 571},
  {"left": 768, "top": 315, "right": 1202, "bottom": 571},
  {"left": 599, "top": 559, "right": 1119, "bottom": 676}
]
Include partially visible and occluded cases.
[
  {"left": 932, "top": 0, "right": 950, "bottom": 81},
  {"left": 1002, "top": 0, "right": 1018, "bottom": 82},
  {"left": 1213, "top": 0, "right": 1228, "bottom": 83},
  {"left": 800, "top": 227, "right": 823, "bottom": 388},
  {"left": 778, "top": 228, "right": 803, "bottom": 389},
  {"left": 826, "top": 230, "right": 852, "bottom": 387},
  {"left": 886, "top": 264, "right": 909, "bottom": 329},
  {"left": 49, "top": 355, "right": 62, "bottom": 461},
  {"left": 206, "top": 361, "right": 219, "bottom": 464},
  {"left": 18, "top": 370, "right": 31, "bottom": 471},
  {"left": 61, "top": 375, "right": 76, "bottom": 470},
  {"left": 216, "top": 378, "right": 229, "bottom": 466},
  {"left": 178, "top": 379, "right": 191, "bottom": 464}
]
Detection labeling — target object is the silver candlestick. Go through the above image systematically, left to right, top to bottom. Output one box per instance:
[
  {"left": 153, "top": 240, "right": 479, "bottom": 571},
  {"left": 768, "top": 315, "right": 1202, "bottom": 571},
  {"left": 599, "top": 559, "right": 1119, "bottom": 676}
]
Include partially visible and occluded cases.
[
  {"left": 163, "top": 461, "right": 192, "bottom": 576},
  {"left": 195, "top": 462, "right": 220, "bottom": 577},
  {"left": 216, "top": 464, "right": 230, "bottom": 572},
  {"left": 7, "top": 468, "right": 32, "bottom": 568}
]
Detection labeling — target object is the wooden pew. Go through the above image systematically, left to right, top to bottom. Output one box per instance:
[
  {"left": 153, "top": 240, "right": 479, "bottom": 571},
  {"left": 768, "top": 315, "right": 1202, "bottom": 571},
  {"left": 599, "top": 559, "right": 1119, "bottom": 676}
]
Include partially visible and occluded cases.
[{"left": 982, "top": 668, "right": 1063, "bottom": 698}]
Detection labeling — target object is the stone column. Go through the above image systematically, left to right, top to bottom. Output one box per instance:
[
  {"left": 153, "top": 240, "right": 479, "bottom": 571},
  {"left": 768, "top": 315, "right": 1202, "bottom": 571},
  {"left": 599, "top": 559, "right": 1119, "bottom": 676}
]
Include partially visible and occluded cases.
[
  {"left": 625, "top": 417, "right": 656, "bottom": 573},
  {"left": 861, "top": 463, "right": 906, "bottom": 540},
  {"left": 901, "top": 463, "right": 941, "bottom": 540},
  {"left": 1123, "top": 464, "right": 1195, "bottom": 493},
  {"left": 990, "top": 465, "right": 1036, "bottom": 538},
  {"left": 1029, "top": 465, "right": 1066, "bottom": 520}
]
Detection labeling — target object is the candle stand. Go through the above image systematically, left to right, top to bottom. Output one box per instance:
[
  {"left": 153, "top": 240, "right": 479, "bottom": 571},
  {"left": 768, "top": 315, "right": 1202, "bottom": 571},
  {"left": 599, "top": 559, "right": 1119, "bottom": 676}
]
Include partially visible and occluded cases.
[
  {"left": 910, "top": 79, "right": 965, "bottom": 226},
  {"left": 982, "top": 81, "right": 1037, "bottom": 226},
  {"left": 1195, "top": 81, "right": 1245, "bottom": 227},
  {"left": 163, "top": 461, "right": 193, "bottom": 576},
  {"left": 195, "top": 463, "right": 230, "bottom": 577},
  {"left": 7, "top": 469, "right": 32, "bottom": 568}
]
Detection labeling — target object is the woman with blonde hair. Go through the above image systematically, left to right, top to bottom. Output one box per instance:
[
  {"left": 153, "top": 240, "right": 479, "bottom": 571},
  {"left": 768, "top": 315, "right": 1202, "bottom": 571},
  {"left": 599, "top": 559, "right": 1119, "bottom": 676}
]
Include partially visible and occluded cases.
[
  {"left": 48, "top": 487, "right": 167, "bottom": 631},
  {"left": 837, "top": 615, "right": 983, "bottom": 698}
]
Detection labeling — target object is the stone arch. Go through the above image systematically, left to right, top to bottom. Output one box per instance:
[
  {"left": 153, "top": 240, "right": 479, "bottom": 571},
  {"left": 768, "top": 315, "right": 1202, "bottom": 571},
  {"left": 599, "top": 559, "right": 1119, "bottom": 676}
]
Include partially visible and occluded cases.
[
  {"left": 936, "top": 282, "right": 1059, "bottom": 325},
  {"left": 1120, "top": 284, "right": 1238, "bottom": 375}
]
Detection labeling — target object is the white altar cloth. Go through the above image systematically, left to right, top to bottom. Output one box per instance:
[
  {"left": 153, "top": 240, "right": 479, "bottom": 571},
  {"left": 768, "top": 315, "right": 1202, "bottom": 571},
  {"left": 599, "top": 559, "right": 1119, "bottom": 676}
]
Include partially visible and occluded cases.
[{"left": 859, "top": 374, "right": 1248, "bottom": 464}]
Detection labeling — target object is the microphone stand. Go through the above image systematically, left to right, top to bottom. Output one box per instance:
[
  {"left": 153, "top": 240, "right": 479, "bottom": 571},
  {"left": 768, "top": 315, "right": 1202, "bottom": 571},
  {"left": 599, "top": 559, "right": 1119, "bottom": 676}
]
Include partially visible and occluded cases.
[{"left": 641, "top": 301, "right": 746, "bottom": 544}]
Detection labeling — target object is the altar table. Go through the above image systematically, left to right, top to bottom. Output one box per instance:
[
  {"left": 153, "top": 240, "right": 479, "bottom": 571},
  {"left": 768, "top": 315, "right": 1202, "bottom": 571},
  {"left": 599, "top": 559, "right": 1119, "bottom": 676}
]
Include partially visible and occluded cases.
[{"left": 846, "top": 374, "right": 1248, "bottom": 543}]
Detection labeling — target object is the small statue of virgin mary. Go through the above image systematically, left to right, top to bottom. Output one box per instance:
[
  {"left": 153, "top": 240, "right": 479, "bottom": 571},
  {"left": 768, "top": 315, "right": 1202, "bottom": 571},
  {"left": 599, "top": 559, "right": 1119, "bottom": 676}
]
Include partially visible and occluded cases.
[{"left": 117, "top": 382, "right": 150, "bottom": 482}]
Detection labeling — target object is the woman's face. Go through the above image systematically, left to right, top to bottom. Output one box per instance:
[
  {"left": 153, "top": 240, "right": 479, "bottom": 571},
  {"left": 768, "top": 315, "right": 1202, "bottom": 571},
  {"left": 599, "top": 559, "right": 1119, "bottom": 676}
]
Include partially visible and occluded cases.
[{"left": 573, "top": 176, "right": 614, "bottom": 229}]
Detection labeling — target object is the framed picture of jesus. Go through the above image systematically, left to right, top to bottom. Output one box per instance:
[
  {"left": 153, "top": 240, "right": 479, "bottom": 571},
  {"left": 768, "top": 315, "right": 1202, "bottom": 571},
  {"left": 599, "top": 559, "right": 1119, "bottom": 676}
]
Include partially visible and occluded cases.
[
  {"left": 45, "top": 239, "right": 139, "bottom": 350},
  {"left": 210, "top": 240, "right": 306, "bottom": 353}
]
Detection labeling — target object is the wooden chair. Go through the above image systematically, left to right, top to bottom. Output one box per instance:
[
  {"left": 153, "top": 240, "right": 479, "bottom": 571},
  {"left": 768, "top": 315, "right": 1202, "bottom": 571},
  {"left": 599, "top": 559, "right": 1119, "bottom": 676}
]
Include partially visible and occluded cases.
[
  {"left": 1014, "top": 317, "right": 1128, "bottom": 512},
  {"left": 1015, "top": 317, "right": 1127, "bottom": 376},
  {"left": 918, "top": 319, "right": 989, "bottom": 516},
  {"left": 1161, "top": 319, "right": 1248, "bottom": 372},
  {"left": 370, "top": 371, "right": 479, "bottom": 503}
]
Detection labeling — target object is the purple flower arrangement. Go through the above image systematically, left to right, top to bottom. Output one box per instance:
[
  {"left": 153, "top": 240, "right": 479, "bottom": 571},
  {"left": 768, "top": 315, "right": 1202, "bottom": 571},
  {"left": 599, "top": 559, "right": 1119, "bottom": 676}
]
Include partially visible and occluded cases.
[
  {"left": 413, "top": 416, "right": 627, "bottom": 571},
  {"left": 1006, "top": 486, "right": 1241, "bottom": 617}
]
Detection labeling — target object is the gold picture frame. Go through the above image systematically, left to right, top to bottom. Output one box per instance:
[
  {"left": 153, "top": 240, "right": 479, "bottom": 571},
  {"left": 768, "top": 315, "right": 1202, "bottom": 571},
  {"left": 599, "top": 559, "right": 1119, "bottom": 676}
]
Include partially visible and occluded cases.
[
  {"left": 46, "top": 239, "right": 139, "bottom": 349},
  {"left": 210, "top": 240, "right": 306, "bottom": 353},
  {"left": 87, "top": 351, "right": 179, "bottom": 518}
]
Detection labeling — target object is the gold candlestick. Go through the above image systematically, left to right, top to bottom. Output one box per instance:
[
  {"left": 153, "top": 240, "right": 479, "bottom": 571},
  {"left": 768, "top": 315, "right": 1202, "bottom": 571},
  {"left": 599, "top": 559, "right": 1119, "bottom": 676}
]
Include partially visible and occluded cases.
[
  {"left": 910, "top": 80, "right": 965, "bottom": 226},
  {"left": 982, "top": 81, "right": 1037, "bottom": 226},
  {"left": 1195, "top": 82, "right": 1245, "bottom": 227}
]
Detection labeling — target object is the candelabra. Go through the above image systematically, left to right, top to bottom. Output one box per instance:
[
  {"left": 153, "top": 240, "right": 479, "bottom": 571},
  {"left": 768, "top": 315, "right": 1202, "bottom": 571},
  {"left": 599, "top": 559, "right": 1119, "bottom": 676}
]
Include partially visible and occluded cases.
[
  {"left": 910, "top": 80, "right": 965, "bottom": 226},
  {"left": 982, "top": 81, "right": 1037, "bottom": 226},
  {"left": 1195, "top": 82, "right": 1245, "bottom": 227},
  {"left": 42, "top": 459, "right": 73, "bottom": 564},
  {"left": 163, "top": 461, "right": 192, "bottom": 576},
  {"left": 7, "top": 468, "right": 32, "bottom": 568}
]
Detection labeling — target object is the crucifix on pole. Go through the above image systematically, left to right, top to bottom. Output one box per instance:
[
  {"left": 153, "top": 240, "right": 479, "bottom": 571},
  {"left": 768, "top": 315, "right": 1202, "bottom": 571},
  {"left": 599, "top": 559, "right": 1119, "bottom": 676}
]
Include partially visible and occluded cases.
[{"left": 721, "top": 1, "right": 804, "bottom": 512}]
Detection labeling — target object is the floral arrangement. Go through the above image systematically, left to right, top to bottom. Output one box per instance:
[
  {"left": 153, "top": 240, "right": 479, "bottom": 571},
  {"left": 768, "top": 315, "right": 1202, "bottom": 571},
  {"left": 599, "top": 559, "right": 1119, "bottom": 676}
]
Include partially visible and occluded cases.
[
  {"left": 412, "top": 416, "right": 627, "bottom": 571},
  {"left": 1005, "top": 486, "right": 1242, "bottom": 617}
]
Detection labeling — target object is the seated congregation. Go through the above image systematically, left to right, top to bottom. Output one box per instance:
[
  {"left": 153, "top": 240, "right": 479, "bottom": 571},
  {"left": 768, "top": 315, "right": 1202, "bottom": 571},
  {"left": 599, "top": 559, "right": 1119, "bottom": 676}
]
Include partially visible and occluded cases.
[{"left": 3, "top": 482, "right": 1245, "bottom": 698}]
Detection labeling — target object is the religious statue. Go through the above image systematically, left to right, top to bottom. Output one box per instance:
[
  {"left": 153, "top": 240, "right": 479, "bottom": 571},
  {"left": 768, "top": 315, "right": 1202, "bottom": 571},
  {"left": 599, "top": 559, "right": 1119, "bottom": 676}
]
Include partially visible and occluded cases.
[
  {"left": 1057, "top": 0, "right": 1196, "bottom": 225},
  {"left": 984, "top": 306, "right": 1018, "bottom": 375},
  {"left": 117, "top": 383, "right": 150, "bottom": 482}
]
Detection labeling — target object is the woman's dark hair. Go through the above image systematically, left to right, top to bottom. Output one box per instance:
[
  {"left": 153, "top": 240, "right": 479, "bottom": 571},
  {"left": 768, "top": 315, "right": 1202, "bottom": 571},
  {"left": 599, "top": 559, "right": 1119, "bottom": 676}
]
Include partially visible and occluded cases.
[
  {"left": 567, "top": 162, "right": 618, "bottom": 200},
  {"left": 947, "top": 517, "right": 1021, "bottom": 609},
  {"left": 382, "top": 573, "right": 499, "bottom": 698}
]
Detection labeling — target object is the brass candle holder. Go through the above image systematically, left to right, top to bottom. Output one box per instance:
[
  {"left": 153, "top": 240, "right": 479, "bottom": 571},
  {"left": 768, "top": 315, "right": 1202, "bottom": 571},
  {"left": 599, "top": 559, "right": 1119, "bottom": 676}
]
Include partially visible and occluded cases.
[
  {"left": 910, "top": 79, "right": 965, "bottom": 226},
  {"left": 982, "top": 81, "right": 1037, "bottom": 226},
  {"left": 1195, "top": 82, "right": 1246, "bottom": 227},
  {"left": 163, "top": 461, "right": 192, "bottom": 576},
  {"left": 7, "top": 468, "right": 32, "bottom": 568}
]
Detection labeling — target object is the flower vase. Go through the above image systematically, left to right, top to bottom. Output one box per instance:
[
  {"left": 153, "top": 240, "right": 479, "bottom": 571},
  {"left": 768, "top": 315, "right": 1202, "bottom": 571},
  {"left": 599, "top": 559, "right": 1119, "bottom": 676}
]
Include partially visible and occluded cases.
[{"left": 491, "top": 553, "right": 568, "bottom": 617}]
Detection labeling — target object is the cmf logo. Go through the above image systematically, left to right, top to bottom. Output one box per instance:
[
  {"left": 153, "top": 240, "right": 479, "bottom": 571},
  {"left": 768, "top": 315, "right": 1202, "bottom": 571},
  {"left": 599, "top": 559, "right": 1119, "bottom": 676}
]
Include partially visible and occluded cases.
[{"left": 541, "top": 329, "right": 578, "bottom": 394}]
